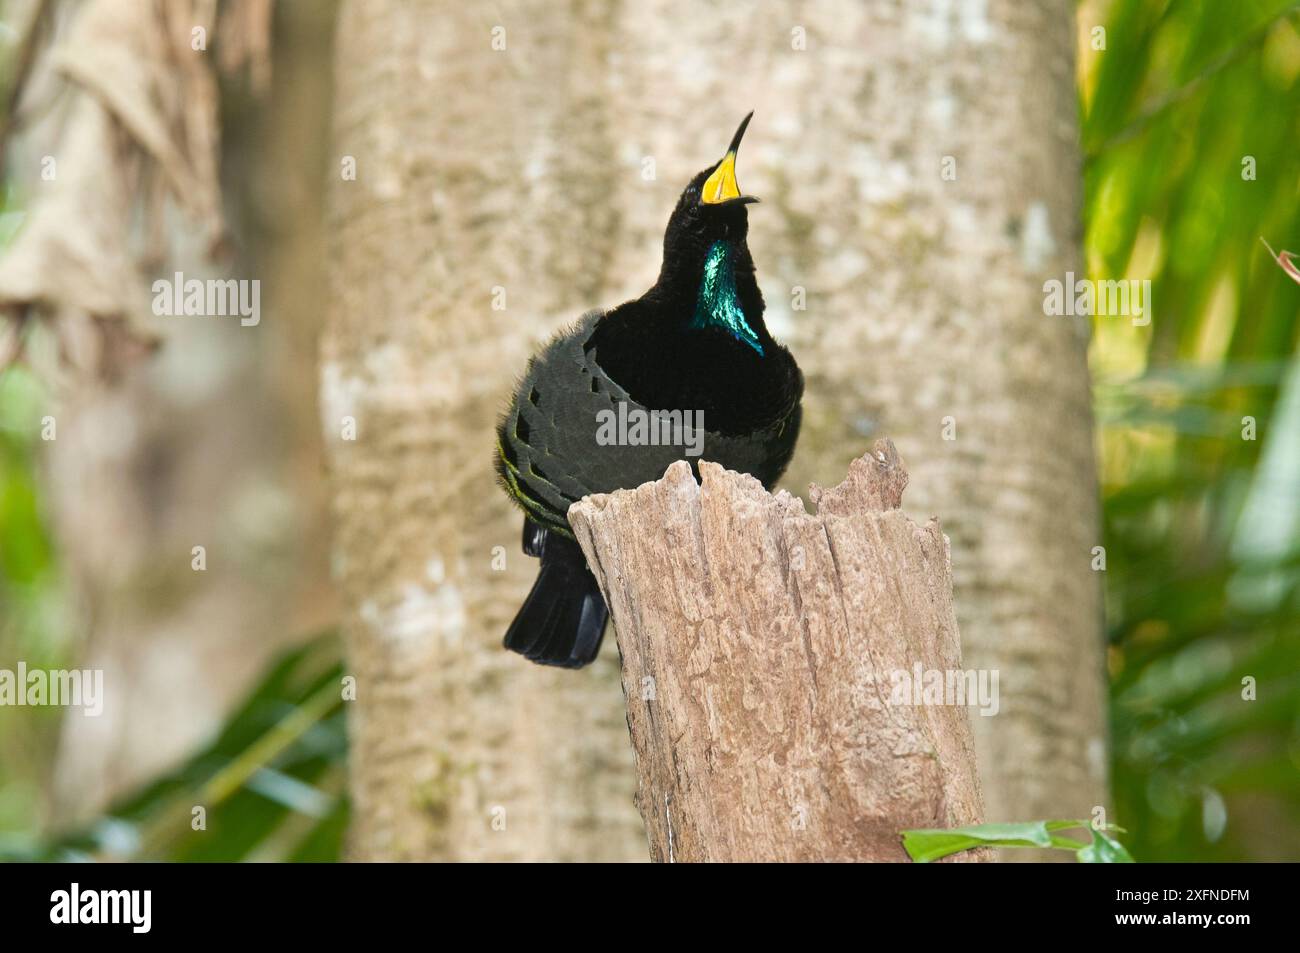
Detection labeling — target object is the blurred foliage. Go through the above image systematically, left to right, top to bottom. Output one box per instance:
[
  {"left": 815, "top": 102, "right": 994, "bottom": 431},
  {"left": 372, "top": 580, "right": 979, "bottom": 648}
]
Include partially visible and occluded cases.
[
  {"left": 1082, "top": 0, "right": 1300, "bottom": 860},
  {"left": 0, "top": 364, "right": 72, "bottom": 835},
  {"left": 0, "top": 634, "right": 348, "bottom": 862}
]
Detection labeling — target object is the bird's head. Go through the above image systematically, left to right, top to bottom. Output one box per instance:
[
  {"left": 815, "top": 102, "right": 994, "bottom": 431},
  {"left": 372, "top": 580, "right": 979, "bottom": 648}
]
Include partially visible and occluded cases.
[
  {"left": 588, "top": 111, "right": 788, "bottom": 414},
  {"left": 662, "top": 111, "right": 759, "bottom": 257}
]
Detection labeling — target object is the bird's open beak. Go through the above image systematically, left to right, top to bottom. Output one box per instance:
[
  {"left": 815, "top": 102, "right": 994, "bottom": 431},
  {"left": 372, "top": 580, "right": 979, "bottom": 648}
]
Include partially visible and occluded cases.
[{"left": 701, "top": 111, "right": 759, "bottom": 205}]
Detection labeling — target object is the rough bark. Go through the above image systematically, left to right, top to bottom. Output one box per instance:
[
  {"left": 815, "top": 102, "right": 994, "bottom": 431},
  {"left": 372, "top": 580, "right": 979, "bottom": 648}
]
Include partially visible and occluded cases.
[{"left": 569, "top": 442, "right": 986, "bottom": 862}]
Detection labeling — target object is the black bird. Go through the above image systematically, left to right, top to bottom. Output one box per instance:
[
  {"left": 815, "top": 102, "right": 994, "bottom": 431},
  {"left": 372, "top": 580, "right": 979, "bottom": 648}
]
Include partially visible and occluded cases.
[{"left": 496, "top": 112, "right": 803, "bottom": 668}]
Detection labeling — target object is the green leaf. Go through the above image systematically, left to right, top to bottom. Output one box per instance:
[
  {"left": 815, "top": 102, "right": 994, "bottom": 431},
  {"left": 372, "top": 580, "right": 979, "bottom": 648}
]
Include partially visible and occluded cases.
[
  {"left": 901, "top": 820, "right": 1134, "bottom": 863},
  {"left": 902, "top": 821, "right": 1053, "bottom": 862},
  {"left": 1078, "top": 826, "right": 1136, "bottom": 863}
]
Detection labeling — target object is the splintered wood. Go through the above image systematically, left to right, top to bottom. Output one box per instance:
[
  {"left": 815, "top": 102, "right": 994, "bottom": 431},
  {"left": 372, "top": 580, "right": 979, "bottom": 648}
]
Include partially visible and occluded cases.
[{"left": 569, "top": 439, "right": 987, "bottom": 862}]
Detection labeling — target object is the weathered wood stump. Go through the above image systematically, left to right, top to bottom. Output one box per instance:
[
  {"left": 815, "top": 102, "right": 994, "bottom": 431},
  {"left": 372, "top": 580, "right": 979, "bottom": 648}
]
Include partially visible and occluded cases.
[{"left": 568, "top": 439, "right": 987, "bottom": 862}]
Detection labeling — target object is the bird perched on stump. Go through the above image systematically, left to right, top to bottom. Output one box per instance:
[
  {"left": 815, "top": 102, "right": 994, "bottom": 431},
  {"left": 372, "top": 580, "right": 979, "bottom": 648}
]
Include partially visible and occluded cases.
[{"left": 495, "top": 112, "right": 803, "bottom": 668}]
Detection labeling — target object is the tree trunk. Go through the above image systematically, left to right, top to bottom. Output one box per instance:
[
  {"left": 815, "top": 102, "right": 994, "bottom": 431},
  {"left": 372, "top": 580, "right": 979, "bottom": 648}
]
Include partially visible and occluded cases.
[
  {"left": 322, "top": 0, "right": 646, "bottom": 861},
  {"left": 325, "top": 0, "right": 1104, "bottom": 859},
  {"left": 593, "top": 0, "right": 1108, "bottom": 833},
  {"left": 765, "top": 0, "right": 1109, "bottom": 833},
  {"left": 570, "top": 444, "right": 988, "bottom": 862}
]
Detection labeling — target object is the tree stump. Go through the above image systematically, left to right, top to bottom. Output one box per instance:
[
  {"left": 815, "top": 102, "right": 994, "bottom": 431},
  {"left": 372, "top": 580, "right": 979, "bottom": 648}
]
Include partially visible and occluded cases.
[{"left": 568, "top": 439, "right": 988, "bottom": 862}]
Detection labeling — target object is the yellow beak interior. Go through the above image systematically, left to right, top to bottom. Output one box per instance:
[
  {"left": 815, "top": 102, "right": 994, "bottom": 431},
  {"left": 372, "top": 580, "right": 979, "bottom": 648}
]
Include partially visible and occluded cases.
[{"left": 701, "top": 152, "right": 741, "bottom": 204}]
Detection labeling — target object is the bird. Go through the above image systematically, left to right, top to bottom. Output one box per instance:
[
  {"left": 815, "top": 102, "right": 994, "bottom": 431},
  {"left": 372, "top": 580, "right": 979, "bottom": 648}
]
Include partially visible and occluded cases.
[{"left": 495, "top": 112, "right": 803, "bottom": 668}]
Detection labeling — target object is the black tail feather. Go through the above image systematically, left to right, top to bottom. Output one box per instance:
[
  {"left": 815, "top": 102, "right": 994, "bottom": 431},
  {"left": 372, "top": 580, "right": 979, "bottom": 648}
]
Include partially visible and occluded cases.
[
  {"left": 521, "top": 518, "right": 546, "bottom": 557},
  {"left": 504, "top": 520, "right": 608, "bottom": 668}
]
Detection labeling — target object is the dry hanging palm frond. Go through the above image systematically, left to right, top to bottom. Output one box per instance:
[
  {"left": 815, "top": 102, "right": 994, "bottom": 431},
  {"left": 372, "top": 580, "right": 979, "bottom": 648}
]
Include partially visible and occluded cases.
[{"left": 0, "top": 0, "right": 272, "bottom": 383}]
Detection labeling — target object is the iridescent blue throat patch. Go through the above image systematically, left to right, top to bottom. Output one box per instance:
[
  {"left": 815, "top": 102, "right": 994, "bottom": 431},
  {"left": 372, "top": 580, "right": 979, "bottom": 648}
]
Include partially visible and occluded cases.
[{"left": 690, "top": 240, "right": 764, "bottom": 355}]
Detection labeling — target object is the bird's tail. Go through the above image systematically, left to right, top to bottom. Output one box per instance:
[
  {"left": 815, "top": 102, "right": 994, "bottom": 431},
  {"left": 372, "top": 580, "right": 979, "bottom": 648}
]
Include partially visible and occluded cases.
[{"left": 504, "top": 519, "right": 609, "bottom": 668}]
